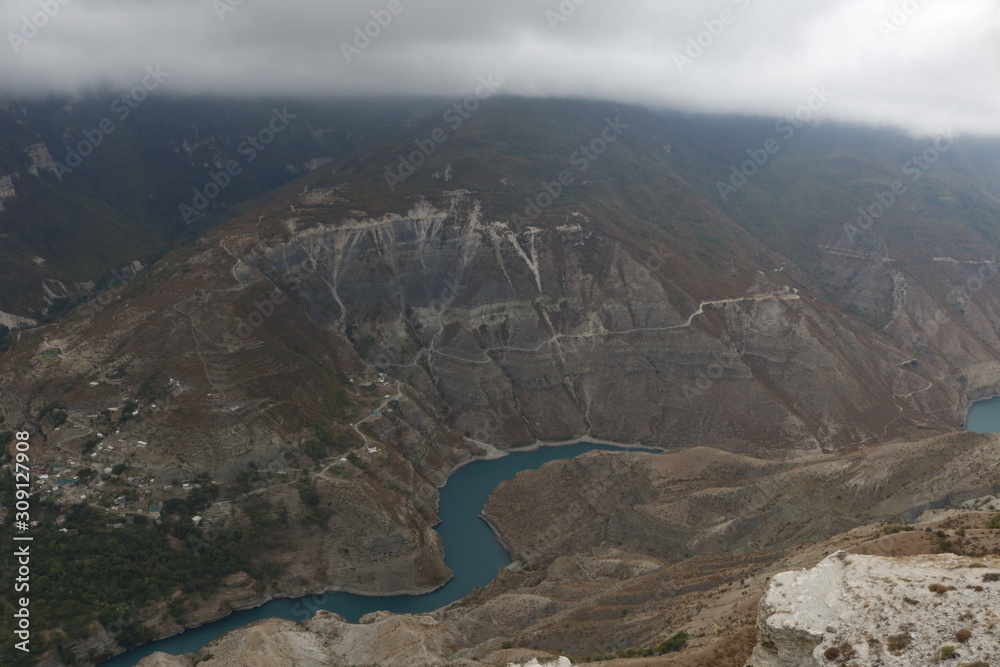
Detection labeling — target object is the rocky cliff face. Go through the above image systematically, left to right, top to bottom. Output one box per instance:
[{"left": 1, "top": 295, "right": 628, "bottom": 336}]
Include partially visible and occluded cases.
[
  {"left": 23, "top": 142, "right": 56, "bottom": 177},
  {"left": 0, "top": 173, "right": 14, "bottom": 211},
  {"left": 246, "top": 189, "right": 979, "bottom": 454},
  {"left": 750, "top": 553, "right": 1000, "bottom": 666}
]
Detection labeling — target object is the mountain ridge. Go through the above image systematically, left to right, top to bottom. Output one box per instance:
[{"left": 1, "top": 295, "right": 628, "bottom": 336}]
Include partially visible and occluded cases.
[{"left": 3, "top": 97, "right": 1000, "bottom": 664}]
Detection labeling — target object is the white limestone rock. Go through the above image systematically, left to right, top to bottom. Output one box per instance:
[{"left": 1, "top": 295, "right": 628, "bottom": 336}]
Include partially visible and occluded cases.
[
  {"left": 25, "top": 142, "right": 57, "bottom": 176},
  {"left": 0, "top": 173, "right": 15, "bottom": 211},
  {"left": 751, "top": 552, "right": 1000, "bottom": 666}
]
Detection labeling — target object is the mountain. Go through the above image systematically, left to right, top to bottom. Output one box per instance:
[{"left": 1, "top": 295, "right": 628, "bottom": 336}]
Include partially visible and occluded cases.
[
  {"left": 2, "top": 96, "right": 1000, "bottom": 665},
  {"left": 0, "top": 97, "right": 427, "bottom": 319}
]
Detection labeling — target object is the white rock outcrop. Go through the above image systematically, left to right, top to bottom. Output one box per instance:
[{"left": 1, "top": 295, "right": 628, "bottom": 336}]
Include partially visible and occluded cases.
[
  {"left": 24, "top": 142, "right": 57, "bottom": 176},
  {"left": 0, "top": 173, "right": 15, "bottom": 211},
  {"left": 0, "top": 310, "right": 36, "bottom": 329},
  {"left": 750, "top": 552, "right": 1000, "bottom": 666},
  {"left": 506, "top": 659, "right": 573, "bottom": 667}
]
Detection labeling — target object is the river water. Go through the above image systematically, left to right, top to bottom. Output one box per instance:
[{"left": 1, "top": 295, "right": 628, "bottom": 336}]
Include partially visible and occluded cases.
[
  {"left": 966, "top": 396, "right": 1000, "bottom": 433},
  {"left": 102, "top": 442, "right": 654, "bottom": 666}
]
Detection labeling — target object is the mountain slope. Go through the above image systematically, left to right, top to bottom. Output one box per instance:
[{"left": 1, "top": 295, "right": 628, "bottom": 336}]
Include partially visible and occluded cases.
[
  {"left": 0, "top": 97, "right": 426, "bottom": 318},
  {"left": 3, "top": 98, "right": 1000, "bottom": 664}
]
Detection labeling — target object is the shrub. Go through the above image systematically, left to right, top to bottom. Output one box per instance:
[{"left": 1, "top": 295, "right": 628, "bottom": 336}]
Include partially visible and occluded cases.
[
  {"left": 299, "top": 438, "right": 328, "bottom": 462},
  {"left": 297, "top": 483, "right": 320, "bottom": 508},
  {"left": 955, "top": 628, "right": 972, "bottom": 643},
  {"left": 655, "top": 631, "right": 689, "bottom": 654},
  {"left": 887, "top": 632, "right": 911, "bottom": 654},
  {"left": 940, "top": 645, "right": 957, "bottom": 660}
]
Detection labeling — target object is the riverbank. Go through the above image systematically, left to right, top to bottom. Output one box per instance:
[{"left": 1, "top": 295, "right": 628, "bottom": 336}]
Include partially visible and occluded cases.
[{"left": 103, "top": 441, "right": 644, "bottom": 666}]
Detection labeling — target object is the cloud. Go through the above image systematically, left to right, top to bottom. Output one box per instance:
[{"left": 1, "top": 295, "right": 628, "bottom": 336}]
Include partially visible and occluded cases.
[{"left": 0, "top": 0, "right": 998, "bottom": 137}]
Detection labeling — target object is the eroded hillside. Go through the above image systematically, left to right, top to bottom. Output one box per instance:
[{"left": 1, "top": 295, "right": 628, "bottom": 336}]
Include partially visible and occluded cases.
[{"left": 3, "top": 100, "right": 1000, "bottom": 665}]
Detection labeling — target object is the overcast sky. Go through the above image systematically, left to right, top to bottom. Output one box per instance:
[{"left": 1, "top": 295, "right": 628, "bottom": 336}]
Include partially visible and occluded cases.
[{"left": 1, "top": 0, "right": 997, "bottom": 137}]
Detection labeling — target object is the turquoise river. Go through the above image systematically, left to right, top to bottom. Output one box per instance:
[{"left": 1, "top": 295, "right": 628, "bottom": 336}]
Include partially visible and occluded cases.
[
  {"left": 966, "top": 396, "right": 1000, "bottom": 433},
  {"left": 102, "top": 442, "right": 655, "bottom": 666}
]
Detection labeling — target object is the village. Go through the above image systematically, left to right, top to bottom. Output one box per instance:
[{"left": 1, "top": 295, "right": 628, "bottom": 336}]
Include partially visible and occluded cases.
[{"left": 2, "top": 368, "right": 401, "bottom": 530}]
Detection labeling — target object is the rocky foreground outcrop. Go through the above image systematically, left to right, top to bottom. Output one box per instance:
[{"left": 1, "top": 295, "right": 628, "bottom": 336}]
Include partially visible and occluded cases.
[{"left": 750, "top": 553, "right": 1000, "bottom": 666}]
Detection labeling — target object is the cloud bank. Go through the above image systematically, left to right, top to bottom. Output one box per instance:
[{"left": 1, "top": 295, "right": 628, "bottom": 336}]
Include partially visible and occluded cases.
[{"left": 1, "top": 0, "right": 998, "bottom": 137}]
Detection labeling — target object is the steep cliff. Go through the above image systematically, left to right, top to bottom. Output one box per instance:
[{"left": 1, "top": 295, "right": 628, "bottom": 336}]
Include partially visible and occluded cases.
[{"left": 4, "top": 100, "right": 1000, "bottom": 664}]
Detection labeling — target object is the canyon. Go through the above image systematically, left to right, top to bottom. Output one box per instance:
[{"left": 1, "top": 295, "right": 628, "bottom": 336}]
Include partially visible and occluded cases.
[{"left": 2, "top": 99, "right": 1000, "bottom": 665}]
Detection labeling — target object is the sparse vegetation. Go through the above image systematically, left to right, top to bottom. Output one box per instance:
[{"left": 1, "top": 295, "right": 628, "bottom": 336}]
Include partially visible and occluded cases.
[
  {"left": 298, "top": 481, "right": 321, "bottom": 507},
  {"left": 0, "top": 497, "right": 272, "bottom": 663},
  {"left": 882, "top": 523, "right": 915, "bottom": 535},
  {"left": 656, "top": 631, "right": 690, "bottom": 654},
  {"left": 887, "top": 632, "right": 912, "bottom": 654}
]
